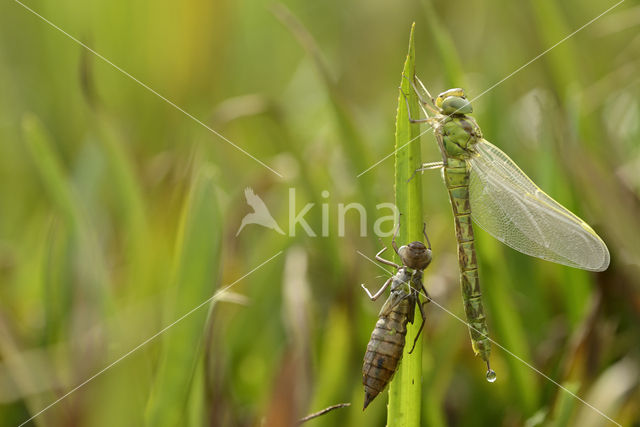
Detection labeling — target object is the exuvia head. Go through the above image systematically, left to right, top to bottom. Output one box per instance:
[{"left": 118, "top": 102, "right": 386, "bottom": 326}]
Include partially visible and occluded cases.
[
  {"left": 435, "top": 88, "right": 473, "bottom": 115},
  {"left": 398, "top": 241, "right": 432, "bottom": 271}
]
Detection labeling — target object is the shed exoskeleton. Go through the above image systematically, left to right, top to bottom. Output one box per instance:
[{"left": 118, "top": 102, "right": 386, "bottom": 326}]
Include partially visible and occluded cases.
[{"left": 361, "top": 223, "right": 432, "bottom": 410}]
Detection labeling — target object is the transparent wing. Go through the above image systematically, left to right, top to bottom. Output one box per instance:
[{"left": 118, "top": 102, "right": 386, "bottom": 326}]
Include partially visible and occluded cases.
[{"left": 467, "top": 139, "right": 610, "bottom": 271}]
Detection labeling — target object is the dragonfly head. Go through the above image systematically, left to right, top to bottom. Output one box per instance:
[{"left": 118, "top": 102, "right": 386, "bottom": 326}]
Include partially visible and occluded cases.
[
  {"left": 436, "top": 88, "right": 473, "bottom": 115},
  {"left": 398, "top": 241, "right": 432, "bottom": 271}
]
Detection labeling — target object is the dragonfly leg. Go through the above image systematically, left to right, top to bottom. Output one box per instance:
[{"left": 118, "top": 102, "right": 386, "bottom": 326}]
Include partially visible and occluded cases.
[
  {"left": 401, "top": 74, "right": 439, "bottom": 115},
  {"left": 413, "top": 75, "right": 437, "bottom": 110},
  {"left": 399, "top": 84, "right": 439, "bottom": 125},
  {"left": 400, "top": 90, "right": 435, "bottom": 123},
  {"left": 400, "top": 90, "right": 430, "bottom": 124},
  {"left": 434, "top": 133, "right": 448, "bottom": 165},
  {"left": 407, "top": 161, "right": 444, "bottom": 183},
  {"left": 418, "top": 161, "right": 445, "bottom": 171},
  {"left": 391, "top": 215, "right": 401, "bottom": 256},
  {"left": 422, "top": 222, "right": 432, "bottom": 250},
  {"left": 375, "top": 247, "right": 400, "bottom": 269},
  {"left": 361, "top": 276, "right": 393, "bottom": 301},
  {"left": 421, "top": 284, "right": 431, "bottom": 302},
  {"left": 408, "top": 294, "right": 427, "bottom": 354}
]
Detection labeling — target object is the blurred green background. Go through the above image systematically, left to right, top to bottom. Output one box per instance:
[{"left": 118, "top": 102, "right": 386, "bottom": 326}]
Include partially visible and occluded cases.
[{"left": 0, "top": 0, "right": 639, "bottom": 426}]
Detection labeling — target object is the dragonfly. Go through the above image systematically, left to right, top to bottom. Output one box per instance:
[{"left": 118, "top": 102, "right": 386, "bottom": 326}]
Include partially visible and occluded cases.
[
  {"left": 407, "top": 77, "right": 610, "bottom": 381},
  {"left": 361, "top": 223, "right": 432, "bottom": 410}
]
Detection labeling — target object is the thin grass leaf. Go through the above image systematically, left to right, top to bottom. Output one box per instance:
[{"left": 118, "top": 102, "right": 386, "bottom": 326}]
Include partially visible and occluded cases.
[
  {"left": 420, "top": 0, "right": 466, "bottom": 88},
  {"left": 528, "top": 0, "right": 581, "bottom": 94},
  {"left": 271, "top": 3, "right": 378, "bottom": 214},
  {"left": 388, "top": 23, "right": 423, "bottom": 427},
  {"left": 22, "top": 114, "right": 81, "bottom": 231},
  {"left": 19, "top": 115, "right": 137, "bottom": 427},
  {"left": 94, "top": 117, "right": 150, "bottom": 291},
  {"left": 145, "top": 164, "right": 223, "bottom": 427},
  {"left": 41, "top": 219, "right": 73, "bottom": 346},
  {"left": 476, "top": 232, "right": 539, "bottom": 413},
  {"left": 307, "top": 308, "right": 352, "bottom": 427},
  {"left": 0, "top": 312, "right": 52, "bottom": 427},
  {"left": 421, "top": 314, "right": 461, "bottom": 427},
  {"left": 572, "top": 358, "right": 637, "bottom": 427},
  {"left": 551, "top": 381, "right": 580, "bottom": 427}
]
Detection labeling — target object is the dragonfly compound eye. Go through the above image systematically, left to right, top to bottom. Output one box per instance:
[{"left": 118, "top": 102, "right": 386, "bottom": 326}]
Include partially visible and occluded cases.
[{"left": 441, "top": 96, "right": 473, "bottom": 115}]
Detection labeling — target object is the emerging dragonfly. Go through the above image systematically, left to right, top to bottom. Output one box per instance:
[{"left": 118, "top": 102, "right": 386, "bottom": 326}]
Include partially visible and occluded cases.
[
  {"left": 407, "top": 76, "right": 610, "bottom": 381},
  {"left": 361, "top": 223, "right": 432, "bottom": 410}
]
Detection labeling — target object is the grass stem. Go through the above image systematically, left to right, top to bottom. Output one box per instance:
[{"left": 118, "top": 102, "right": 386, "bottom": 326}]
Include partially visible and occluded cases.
[{"left": 387, "top": 23, "right": 423, "bottom": 427}]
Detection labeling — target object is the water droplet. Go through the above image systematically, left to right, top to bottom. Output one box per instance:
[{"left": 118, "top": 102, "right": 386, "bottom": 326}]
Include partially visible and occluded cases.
[{"left": 486, "top": 369, "right": 497, "bottom": 383}]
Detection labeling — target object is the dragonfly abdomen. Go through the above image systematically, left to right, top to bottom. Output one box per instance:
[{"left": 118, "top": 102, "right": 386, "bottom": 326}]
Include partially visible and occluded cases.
[
  {"left": 444, "top": 161, "right": 492, "bottom": 365},
  {"left": 362, "top": 294, "right": 414, "bottom": 409}
]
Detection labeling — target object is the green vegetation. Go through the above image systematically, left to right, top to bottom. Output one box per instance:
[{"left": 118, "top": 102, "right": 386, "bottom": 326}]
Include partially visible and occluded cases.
[
  {"left": 0, "top": 0, "right": 638, "bottom": 426},
  {"left": 388, "top": 23, "right": 423, "bottom": 427}
]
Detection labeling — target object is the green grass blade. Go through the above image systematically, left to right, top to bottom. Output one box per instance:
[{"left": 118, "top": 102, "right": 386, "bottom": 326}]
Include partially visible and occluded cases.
[
  {"left": 420, "top": 0, "right": 466, "bottom": 88},
  {"left": 528, "top": 0, "right": 581, "bottom": 95},
  {"left": 271, "top": 4, "right": 378, "bottom": 214},
  {"left": 388, "top": 23, "right": 423, "bottom": 427},
  {"left": 22, "top": 114, "right": 81, "bottom": 231},
  {"left": 94, "top": 117, "right": 150, "bottom": 293},
  {"left": 145, "top": 165, "right": 223, "bottom": 427},
  {"left": 477, "top": 233, "right": 539, "bottom": 413},
  {"left": 307, "top": 308, "right": 352, "bottom": 427},
  {"left": 551, "top": 382, "right": 579, "bottom": 427}
]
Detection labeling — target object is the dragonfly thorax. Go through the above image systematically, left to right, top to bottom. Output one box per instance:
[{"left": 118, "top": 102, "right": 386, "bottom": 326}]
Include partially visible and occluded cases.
[
  {"left": 440, "top": 114, "right": 483, "bottom": 158},
  {"left": 390, "top": 267, "right": 413, "bottom": 291}
]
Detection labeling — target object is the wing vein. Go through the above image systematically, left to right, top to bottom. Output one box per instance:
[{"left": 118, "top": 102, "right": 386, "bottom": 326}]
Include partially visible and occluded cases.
[{"left": 467, "top": 140, "right": 609, "bottom": 271}]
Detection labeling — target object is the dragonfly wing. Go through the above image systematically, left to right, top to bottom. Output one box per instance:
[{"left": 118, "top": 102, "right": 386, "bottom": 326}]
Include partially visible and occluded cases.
[
  {"left": 467, "top": 139, "right": 610, "bottom": 271},
  {"left": 378, "top": 288, "right": 410, "bottom": 317}
]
